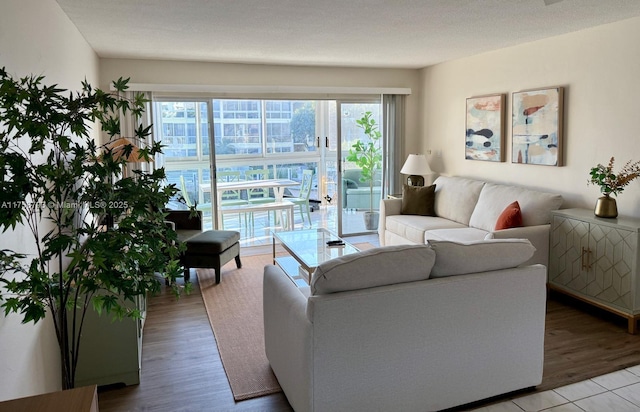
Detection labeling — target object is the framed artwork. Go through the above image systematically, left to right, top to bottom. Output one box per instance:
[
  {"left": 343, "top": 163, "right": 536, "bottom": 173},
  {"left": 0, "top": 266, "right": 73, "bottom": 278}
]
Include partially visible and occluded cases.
[
  {"left": 512, "top": 87, "right": 564, "bottom": 166},
  {"left": 465, "top": 94, "right": 505, "bottom": 162}
]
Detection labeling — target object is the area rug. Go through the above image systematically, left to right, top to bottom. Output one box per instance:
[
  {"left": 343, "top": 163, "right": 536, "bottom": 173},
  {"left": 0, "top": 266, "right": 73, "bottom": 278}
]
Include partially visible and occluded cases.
[{"left": 197, "top": 242, "right": 374, "bottom": 401}]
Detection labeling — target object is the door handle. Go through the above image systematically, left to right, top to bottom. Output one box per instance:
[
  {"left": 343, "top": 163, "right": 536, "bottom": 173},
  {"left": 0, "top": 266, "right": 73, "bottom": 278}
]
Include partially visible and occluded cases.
[
  {"left": 316, "top": 136, "right": 320, "bottom": 148},
  {"left": 325, "top": 136, "right": 329, "bottom": 148},
  {"left": 581, "top": 247, "right": 593, "bottom": 270}
]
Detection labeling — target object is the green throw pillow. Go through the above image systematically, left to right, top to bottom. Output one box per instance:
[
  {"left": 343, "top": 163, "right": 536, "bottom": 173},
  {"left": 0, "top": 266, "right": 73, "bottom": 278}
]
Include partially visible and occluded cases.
[{"left": 401, "top": 184, "right": 436, "bottom": 216}]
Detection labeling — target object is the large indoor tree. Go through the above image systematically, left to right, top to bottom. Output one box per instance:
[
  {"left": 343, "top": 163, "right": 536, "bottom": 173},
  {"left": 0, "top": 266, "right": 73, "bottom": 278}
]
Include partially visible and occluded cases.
[{"left": 0, "top": 67, "right": 188, "bottom": 389}]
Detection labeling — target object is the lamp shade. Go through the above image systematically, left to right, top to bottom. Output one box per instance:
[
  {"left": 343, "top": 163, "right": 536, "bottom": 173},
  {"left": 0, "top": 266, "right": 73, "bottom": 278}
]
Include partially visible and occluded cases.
[
  {"left": 106, "top": 138, "right": 153, "bottom": 163},
  {"left": 400, "top": 154, "right": 432, "bottom": 176},
  {"left": 400, "top": 154, "right": 431, "bottom": 186}
]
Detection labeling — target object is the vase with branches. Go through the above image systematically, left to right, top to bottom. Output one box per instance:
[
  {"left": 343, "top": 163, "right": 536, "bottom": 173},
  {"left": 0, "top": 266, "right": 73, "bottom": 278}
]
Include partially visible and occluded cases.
[
  {"left": 0, "top": 67, "right": 188, "bottom": 389},
  {"left": 588, "top": 156, "right": 640, "bottom": 217}
]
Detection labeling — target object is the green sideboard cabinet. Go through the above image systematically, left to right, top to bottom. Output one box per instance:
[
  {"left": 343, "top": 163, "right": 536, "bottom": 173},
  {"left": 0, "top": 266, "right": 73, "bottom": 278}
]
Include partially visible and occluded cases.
[
  {"left": 548, "top": 208, "right": 640, "bottom": 334},
  {"left": 74, "top": 295, "right": 146, "bottom": 387}
]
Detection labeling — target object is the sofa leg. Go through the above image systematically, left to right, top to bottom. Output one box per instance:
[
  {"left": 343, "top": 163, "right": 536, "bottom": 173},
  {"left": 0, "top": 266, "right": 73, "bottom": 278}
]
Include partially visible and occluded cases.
[
  {"left": 235, "top": 255, "right": 242, "bottom": 269},
  {"left": 215, "top": 264, "right": 221, "bottom": 284},
  {"left": 184, "top": 267, "right": 190, "bottom": 282}
]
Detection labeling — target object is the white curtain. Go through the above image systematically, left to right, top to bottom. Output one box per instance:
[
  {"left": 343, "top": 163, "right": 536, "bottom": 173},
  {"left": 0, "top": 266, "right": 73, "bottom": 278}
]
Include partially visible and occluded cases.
[
  {"left": 118, "top": 91, "right": 154, "bottom": 175},
  {"left": 382, "top": 94, "right": 405, "bottom": 197}
]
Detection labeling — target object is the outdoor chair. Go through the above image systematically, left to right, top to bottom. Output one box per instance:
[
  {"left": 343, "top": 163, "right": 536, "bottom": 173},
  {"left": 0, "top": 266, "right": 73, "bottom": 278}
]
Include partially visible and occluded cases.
[
  {"left": 245, "top": 168, "right": 276, "bottom": 228},
  {"left": 245, "top": 169, "right": 276, "bottom": 204},
  {"left": 286, "top": 169, "right": 314, "bottom": 226},
  {"left": 217, "top": 170, "right": 249, "bottom": 229},
  {"left": 180, "top": 175, "right": 212, "bottom": 216}
]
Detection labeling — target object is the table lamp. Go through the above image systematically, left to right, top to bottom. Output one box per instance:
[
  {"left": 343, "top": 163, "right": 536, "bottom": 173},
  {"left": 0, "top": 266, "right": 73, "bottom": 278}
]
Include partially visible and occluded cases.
[
  {"left": 104, "top": 138, "right": 153, "bottom": 178},
  {"left": 106, "top": 138, "right": 153, "bottom": 164},
  {"left": 400, "top": 154, "right": 432, "bottom": 186}
]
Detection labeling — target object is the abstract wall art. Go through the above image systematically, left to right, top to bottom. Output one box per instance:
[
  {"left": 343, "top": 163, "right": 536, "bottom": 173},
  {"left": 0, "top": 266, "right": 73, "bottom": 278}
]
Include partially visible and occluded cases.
[
  {"left": 512, "top": 87, "right": 564, "bottom": 166},
  {"left": 465, "top": 94, "right": 505, "bottom": 162}
]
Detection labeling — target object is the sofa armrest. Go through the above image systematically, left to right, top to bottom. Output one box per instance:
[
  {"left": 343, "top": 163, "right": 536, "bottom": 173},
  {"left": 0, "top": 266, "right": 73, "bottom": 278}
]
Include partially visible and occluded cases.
[
  {"left": 343, "top": 178, "right": 359, "bottom": 189},
  {"left": 342, "top": 179, "right": 355, "bottom": 208},
  {"left": 378, "top": 198, "right": 402, "bottom": 246},
  {"left": 381, "top": 198, "right": 402, "bottom": 216},
  {"left": 491, "top": 224, "right": 550, "bottom": 266},
  {"left": 263, "top": 265, "right": 313, "bottom": 412}
]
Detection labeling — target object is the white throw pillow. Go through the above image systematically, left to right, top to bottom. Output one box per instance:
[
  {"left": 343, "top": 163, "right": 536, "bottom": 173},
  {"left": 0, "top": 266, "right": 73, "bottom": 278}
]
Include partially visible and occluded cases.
[
  {"left": 468, "top": 183, "right": 563, "bottom": 231},
  {"left": 427, "top": 239, "right": 536, "bottom": 278},
  {"left": 310, "top": 245, "right": 435, "bottom": 295}
]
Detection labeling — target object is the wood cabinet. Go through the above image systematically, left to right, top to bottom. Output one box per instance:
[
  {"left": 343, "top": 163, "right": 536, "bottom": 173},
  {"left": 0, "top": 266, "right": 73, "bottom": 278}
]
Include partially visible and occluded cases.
[
  {"left": 549, "top": 208, "right": 640, "bottom": 333},
  {"left": 74, "top": 295, "right": 146, "bottom": 387},
  {"left": 0, "top": 385, "right": 98, "bottom": 412}
]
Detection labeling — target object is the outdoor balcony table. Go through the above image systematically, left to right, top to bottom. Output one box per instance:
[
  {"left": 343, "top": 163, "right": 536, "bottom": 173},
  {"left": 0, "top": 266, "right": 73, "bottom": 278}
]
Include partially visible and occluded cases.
[{"left": 200, "top": 178, "right": 299, "bottom": 229}]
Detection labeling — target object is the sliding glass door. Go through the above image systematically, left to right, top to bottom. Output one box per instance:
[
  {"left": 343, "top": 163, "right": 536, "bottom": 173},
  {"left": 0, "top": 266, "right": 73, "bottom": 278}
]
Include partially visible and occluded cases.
[
  {"left": 154, "top": 97, "right": 382, "bottom": 242},
  {"left": 155, "top": 99, "right": 326, "bottom": 235},
  {"left": 154, "top": 100, "right": 212, "bottom": 225},
  {"left": 337, "top": 101, "right": 383, "bottom": 237}
]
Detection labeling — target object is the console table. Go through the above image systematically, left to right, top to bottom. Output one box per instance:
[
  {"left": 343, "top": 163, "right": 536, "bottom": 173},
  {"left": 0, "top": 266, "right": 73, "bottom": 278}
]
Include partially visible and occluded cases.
[
  {"left": 548, "top": 208, "right": 640, "bottom": 333},
  {"left": 74, "top": 294, "right": 146, "bottom": 387}
]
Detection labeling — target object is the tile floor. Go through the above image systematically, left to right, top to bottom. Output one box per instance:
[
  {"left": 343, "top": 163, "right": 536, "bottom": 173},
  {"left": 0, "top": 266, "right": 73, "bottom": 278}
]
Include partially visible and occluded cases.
[{"left": 472, "top": 365, "right": 640, "bottom": 411}]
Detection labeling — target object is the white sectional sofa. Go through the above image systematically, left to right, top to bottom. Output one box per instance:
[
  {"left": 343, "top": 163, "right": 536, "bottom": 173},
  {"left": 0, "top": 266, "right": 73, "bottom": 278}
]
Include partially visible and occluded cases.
[
  {"left": 379, "top": 175, "right": 564, "bottom": 266},
  {"left": 264, "top": 241, "right": 548, "bottom": 412}
]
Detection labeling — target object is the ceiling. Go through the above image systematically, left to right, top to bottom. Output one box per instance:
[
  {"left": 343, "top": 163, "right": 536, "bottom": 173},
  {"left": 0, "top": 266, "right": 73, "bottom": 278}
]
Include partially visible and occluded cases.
[{"left": 55, "top": 0, "right": 640, "bottom": 69}]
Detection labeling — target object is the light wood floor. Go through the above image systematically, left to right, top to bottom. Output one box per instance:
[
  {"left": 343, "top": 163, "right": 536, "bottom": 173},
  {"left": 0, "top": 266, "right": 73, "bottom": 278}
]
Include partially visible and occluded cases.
[{"left": 98, "top": 268, "right": 640, "bottom": 412}]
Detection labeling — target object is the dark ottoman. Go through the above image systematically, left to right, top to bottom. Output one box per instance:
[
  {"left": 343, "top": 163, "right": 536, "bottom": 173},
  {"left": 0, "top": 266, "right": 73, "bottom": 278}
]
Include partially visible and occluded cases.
[{"left": 183, "top": 230, "right": 241, "bottom": 284}]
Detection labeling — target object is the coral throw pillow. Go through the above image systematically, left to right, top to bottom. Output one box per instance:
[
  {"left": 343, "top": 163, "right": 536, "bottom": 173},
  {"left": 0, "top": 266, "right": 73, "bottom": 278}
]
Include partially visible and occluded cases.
[{"left": 495, "top": 201, "right": 523, "bottom": 230}]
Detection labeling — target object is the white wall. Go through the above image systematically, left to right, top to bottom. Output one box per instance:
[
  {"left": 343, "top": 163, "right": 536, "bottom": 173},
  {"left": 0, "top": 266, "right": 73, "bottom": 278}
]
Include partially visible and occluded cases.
[
  {"left": 0, "top": 0, "right": 98, "bottom": 401},
  {"left": 420, "top": 16, "right": 640, "bottom": 218}
]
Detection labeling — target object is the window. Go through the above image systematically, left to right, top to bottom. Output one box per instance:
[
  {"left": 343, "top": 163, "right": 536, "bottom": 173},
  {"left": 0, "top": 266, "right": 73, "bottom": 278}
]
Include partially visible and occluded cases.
[
  {"left": 215, "top": 100, "right": 263, "bottom": 155},
  {"left": 157, "top": 102, "right": 208, "bottom": 161}
]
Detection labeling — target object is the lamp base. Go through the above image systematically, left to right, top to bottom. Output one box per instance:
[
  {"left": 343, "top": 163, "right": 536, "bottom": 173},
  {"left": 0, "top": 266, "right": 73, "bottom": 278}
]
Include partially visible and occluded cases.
[{"left": 406, "top": 175, "right": 425, "bottom": 186}]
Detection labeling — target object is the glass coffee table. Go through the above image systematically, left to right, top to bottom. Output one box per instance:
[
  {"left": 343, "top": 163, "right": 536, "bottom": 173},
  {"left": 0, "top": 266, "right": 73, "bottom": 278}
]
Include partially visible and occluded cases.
[{"left": 272, "top": 228, "right": 360, "bottom": 287}]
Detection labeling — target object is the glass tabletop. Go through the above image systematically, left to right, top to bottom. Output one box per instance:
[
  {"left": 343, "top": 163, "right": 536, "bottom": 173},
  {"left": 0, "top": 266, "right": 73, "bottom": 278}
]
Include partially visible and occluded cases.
[{"left": 272, "top": 228, "right": 360, "bottom": 272}]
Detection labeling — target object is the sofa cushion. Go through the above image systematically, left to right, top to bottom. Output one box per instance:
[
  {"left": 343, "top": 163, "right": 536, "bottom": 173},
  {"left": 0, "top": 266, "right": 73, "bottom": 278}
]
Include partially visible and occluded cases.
[
  {"left": 433, "top": 176, "right": 485, "bottom": 225},
  {"left": 468, "top": 183, "right": 563, "bottom": 231},
  {"left": 401, "top": 184, "right": 436, "bottom": 216},
  {"left": 344, "top": 187, "right": 382, "bottom": 210},
  {"left": 345, "top": 187, "right": 382, "bottom": 195},
  {"left": 495, "top": 201, "right": 523, "bottom": 230},
  {"left": 386, "top": 215, "right": 467, "bottom": 244},
  {"left": 424, "top": 227, "right": 490, "bottom": 243},
  {"left": 185, "top": 230, "right": 240, "bottom": 253},
  {"left": 427, "top": 239, "right": 536, "bottom": 278},
  {"left": 310, "top": 245, "right": 435, "bottom": 295}
]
